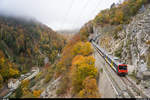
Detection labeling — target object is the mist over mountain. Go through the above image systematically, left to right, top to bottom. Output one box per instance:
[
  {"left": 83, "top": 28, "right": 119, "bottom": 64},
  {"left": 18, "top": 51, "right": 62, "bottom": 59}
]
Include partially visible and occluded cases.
[
  {"left": 0, "top": 0, "right": 121, "bottom": 30},
  {"left": 0, "top": 15, "right": 65, "bottom": 89},
  {"left": 57, "top": 29, "right": 79, "bottom": 34}
]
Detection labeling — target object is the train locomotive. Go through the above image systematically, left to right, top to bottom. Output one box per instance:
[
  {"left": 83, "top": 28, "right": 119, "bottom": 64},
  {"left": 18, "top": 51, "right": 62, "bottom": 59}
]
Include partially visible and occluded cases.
[{"left": 92, "top": 41, "right": 128, "bottom": 76}]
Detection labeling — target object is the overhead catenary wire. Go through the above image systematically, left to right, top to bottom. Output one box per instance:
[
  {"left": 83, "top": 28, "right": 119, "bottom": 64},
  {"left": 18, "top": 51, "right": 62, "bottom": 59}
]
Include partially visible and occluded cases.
[
  {"left": 58, "top": 0, "right": 120, "bottom": 30},
  {"left": 61, "top": 0, "right": 75, "bottom": 30},
  {"left": 71, "top": 0, "right": 90, "bottom": 29},
  {"left": 73, "top": 0, "right": 102, "bottom": 30},
  {"left": 73, "top": 0, "right": 93, "bottom": 29},
  {"left": 79, "top": 0, "right": 99, "bottom": 20},
  {"left": 83, "top": 0, "right": 102, "bottom": 25},
  {"left": 86, "top": 0, "right": 102, "bottom": 20}
]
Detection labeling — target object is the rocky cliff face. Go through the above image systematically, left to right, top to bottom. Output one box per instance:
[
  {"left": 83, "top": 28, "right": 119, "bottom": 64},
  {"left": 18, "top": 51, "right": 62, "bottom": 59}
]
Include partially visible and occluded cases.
[
  {"left": 93, "top": 4, "right": 150, "bottom": 80},
  {"left": 120, "top": 4, "right": 150, "bottom": 77}
]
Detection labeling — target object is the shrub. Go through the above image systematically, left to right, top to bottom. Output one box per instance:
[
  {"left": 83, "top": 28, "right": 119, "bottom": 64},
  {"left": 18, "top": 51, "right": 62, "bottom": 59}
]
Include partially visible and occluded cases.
[
  {"left": 72, "top": 42, "right": 93, "bottom": 56},
  {"left": 114, "top": 48, "right": 122, "bottom": 58},
  {"left": 147, "top": 53, "right": 150, "bottom": 70},
  {"left": 71, "top": 55, "right": 98, "bottom": 94},
  {"left": 100, "top": 68, "right": 103, "bottom": 73},
  {"left": 35, "top": 72, "right": 42, "bottom": 80},
  {"left": 44, "top": 73, "right": 52, "bottom": 83},
  {"left": 0, "top": 74, "right": 3, "bottom": 88},
  {"left": 56, "top": 75, "right": 69, "bottom": 96},
  {"left": 78, "top": 76, "right": 100, "bottom": 98},
  {"left": 29, "top": 80, "right": 36, "bottom": 88},
  {"left": 15, "top": 85, "right": 23, "bottom": 98},
  {"left": 33, "top": 90, "right": 42, "bottom": 98},
  {"left": 22, "top": 92, "right": 34, "bottom": 98}
]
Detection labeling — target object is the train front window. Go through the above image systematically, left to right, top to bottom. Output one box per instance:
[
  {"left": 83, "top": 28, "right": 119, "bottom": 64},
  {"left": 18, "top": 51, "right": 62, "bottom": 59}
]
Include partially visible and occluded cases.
[{"left": 119, "top": 66, "right": 127, "bottom": 70}]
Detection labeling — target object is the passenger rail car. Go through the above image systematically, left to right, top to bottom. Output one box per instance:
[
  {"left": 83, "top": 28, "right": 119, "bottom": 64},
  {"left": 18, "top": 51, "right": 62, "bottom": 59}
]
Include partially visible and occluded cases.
[{"left": 92, "top": 41, "right": 128, "bottom": 76}]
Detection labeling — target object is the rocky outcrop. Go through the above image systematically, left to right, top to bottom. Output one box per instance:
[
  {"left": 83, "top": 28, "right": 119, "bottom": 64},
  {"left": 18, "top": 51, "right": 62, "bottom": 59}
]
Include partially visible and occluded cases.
[
  {"left": 93, "top": 4, "right": 150, "bottom": 80},
  {"left": 120, "top": 5, "right": 150, "bottom": 78},
  {"left": 40, "top": 77, "right": 61, "bottom": 98}
]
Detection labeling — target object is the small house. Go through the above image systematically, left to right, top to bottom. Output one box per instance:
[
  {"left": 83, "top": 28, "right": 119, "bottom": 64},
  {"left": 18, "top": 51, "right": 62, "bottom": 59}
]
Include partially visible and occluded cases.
[{"left": 8, "top": 78, "right": 21, "bottom": 89}]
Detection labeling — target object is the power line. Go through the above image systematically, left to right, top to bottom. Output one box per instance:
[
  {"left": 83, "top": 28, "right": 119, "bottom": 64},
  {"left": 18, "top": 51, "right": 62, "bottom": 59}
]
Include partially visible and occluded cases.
[
  {"left": 61, "top": 0, "right": 75, "bottom": 30},
  {"left": 71, "top": 0, "right": 90, "bottom": 29},
  {"left": 73, "top": 0, "right": 102, "bottom": 29},
  {"left": 74, "top": 0, "right": 99, "bottom": 29},
  {"left": 80, "top": 0, "right": 97, "bottom": 20},
  {"left": 83, "top": 0, "right": 102, "bottom": 23},
  {"left": 88, "top": 0, "right": 102, "bottom": 18}
]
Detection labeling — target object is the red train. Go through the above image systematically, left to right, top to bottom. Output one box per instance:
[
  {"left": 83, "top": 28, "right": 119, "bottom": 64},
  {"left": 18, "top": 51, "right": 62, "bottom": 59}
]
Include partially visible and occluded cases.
[{"left": 92, "top": 41, "right": 128, "bottom": 76}]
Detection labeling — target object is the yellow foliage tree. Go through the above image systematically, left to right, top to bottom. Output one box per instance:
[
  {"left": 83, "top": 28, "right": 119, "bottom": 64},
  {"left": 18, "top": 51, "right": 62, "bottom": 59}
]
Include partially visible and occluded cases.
[
  {"left": 114, "top": 9, "right": 124, "bottom": 24},
  {"left": 79, "top": 27, "right": 89, "bottom": 40},
  {"left": 72, "top": 41, "right": 93, "bottom": 56},
  {"left": 0, "top": 50, "right": 4, "bottom": 58},
  {"left": 0, "top": 50, "right": 20, "bottom": 81},
  {"left": 71, "top": 55, "right": 98, "bottom": 94},
  {"left": 0, "top": 57, "right": 5, "bottom": 66},
  {"left": 0, "top": 58, "right": 9, "bottom": 80},
  {"left": 9, "top": 68, "right": 19, "bottom": 78},
  {"left": 0, "top": 74, "right": 3, "bottom": 88},
  {"left": 78, "top": 76, "right": 100, "bottom": 98},
  {"left": 21, "top": 79, "right": 30, "bottom": 96},
  {"left": 22, "top": 79, "right": 29, "bottom": 88},
  {"left": 22, "top": 87, "right": 30, "bottom": 96},
  {"left": 33, "top": 90, "right": 42, "bottom": 98}
]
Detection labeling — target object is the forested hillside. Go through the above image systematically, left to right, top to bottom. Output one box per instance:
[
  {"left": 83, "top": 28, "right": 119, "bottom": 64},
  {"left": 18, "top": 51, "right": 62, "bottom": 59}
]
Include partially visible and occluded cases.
[
  {"left": 2, "top": 0, "right": 150, "bottom": 98},
  {"left": 55, "top": 0, "right": 150, "bottom": 98},
  {"left": 91, "top": 0, "right": 150, "bottom": 66},
  {"left": 93, "top": 0, "right": 149, "bottom": 39},
  {"left": 0, "top": 15, "right": 66, "bottom": 86},
  {"left": 54, "top": 22, "right": 99, "bottom": 97}
]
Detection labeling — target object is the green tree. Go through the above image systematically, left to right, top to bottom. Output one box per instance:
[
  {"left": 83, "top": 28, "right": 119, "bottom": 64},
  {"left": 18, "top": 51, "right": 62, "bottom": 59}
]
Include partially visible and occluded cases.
[
  {"left": 0, "top": 74, "right": 3, "bottom": 88},
  {"left": 15, "top": 85, "right": 23, "bottom": 98}
]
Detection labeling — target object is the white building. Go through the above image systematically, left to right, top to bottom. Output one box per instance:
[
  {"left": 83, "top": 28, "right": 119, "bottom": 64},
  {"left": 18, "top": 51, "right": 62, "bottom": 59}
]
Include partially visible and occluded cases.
[
  {"left": 44, "top": 57, "right": 49, "bottom": 65},
  {"left": 8, "top": 78, "right": 21, "bottom": 89}
]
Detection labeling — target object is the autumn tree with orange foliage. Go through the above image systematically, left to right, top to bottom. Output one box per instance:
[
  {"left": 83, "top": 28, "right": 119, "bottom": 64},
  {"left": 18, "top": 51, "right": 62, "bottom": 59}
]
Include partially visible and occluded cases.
[
  {"left": 94, "top": 0, "right": 148, "bottom": 26},
  {"left": 114, "top": 9, "right": 124, "bottom": 24},
  {"left": 55, "top": 29, "right": 100, "bottom": 97},
  {"left": 55, "top": 34, "right": 81, "bottom": 77},
  {"left": 72, "top": 41, "right": 93, "bottom": 56},
  {"left": 0, "top": 50, "right": 19, "bottom": 81},
  {"left": 71, "top": 55, "right": 98, "bottom": 94},
  {"left": 78, "top": 76, "right": 100, "bottom": 98},
  {"left": 21, "top": 79, "right": 31, "bottom": 96},
  {"left": 33, "top": 89, "right": 42, "bottom": 98}
]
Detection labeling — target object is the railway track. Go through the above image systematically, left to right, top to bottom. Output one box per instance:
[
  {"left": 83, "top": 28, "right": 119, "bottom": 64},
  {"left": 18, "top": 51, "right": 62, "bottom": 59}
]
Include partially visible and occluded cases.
[
  {"left": 92, "top": 42, "right": 149, "bottom": 98},
  {"left": 93, "top": 44, "right": 128, "bottom": 98},
  {"left": 121, "top": 77, "right": 149, "bottom": 98}
]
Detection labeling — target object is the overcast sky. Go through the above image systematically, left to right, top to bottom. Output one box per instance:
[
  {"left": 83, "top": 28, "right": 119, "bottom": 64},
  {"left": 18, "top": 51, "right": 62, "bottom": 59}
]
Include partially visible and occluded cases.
[{"left": 0, "top": 0, "right": 122, "bottom": 31}]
